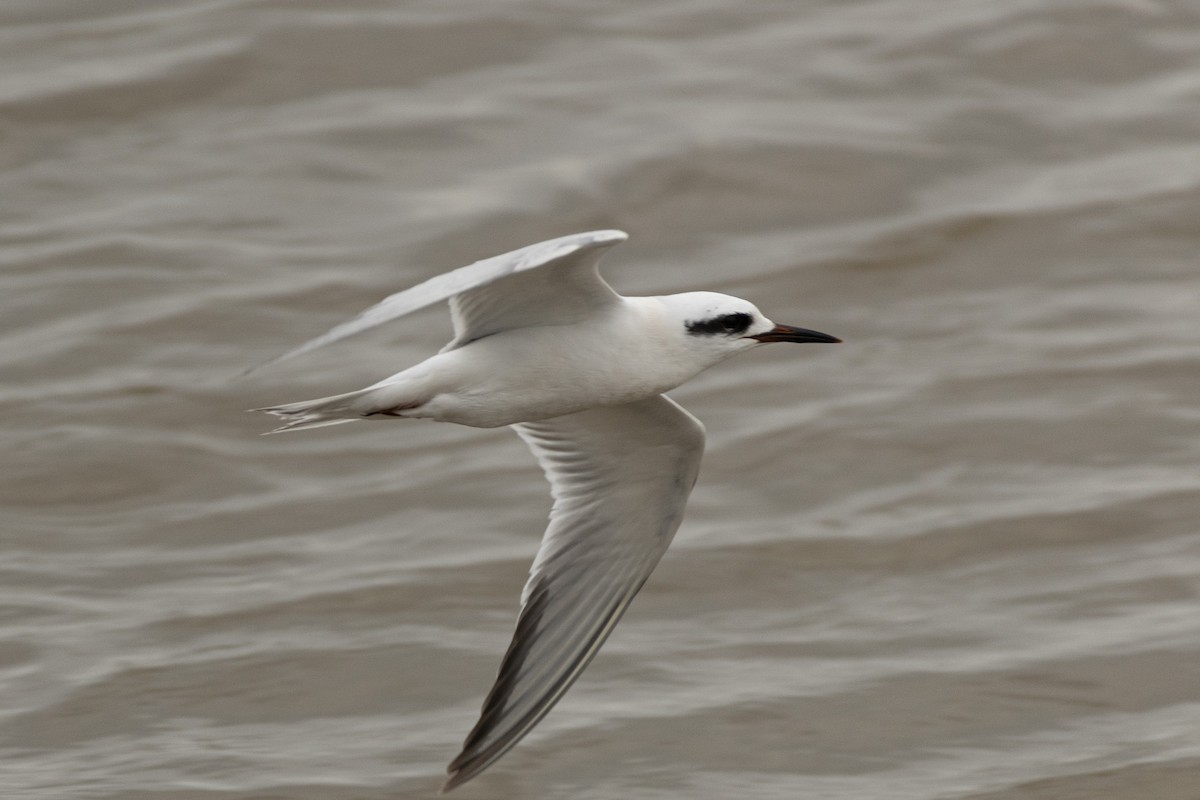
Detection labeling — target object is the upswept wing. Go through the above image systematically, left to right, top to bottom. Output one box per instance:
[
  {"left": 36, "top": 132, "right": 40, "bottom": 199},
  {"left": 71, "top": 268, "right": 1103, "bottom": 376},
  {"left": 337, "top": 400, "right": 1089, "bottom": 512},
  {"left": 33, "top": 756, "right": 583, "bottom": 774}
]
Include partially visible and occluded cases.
[
  {"left": 243, "top": 230, "right": 627, "bottom": 375},
  {"left": 444, "top": 231, "right": 625, "bottom": 349},
  {"left": 443, "top": 395, "right": 706, "bottom": 792}
]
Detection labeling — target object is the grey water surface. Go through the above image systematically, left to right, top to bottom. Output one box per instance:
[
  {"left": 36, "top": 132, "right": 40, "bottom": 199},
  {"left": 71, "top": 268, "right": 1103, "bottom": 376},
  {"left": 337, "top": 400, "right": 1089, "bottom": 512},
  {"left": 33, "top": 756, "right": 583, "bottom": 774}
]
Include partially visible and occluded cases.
[{"left": 3, "top": 1, "right": 1200, "bottom": 798}]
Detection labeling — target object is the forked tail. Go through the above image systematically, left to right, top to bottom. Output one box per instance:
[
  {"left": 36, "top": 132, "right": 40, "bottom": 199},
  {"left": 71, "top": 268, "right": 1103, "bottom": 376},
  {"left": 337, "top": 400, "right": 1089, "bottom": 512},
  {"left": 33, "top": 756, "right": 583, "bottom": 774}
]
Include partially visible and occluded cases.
[{"left": 254, "top": 386, "right": 384, "bottom": 434}]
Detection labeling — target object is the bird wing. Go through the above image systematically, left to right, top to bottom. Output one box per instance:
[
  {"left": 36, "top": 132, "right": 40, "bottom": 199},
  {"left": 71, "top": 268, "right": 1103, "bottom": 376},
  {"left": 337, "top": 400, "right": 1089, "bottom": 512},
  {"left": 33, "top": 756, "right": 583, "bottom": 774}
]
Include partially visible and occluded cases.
[
  {"left": 243, "top": 230, "right": 627, "bottom": 375},
  {"left": 443, "top": 395, "right": 706, "bottom": 792}
]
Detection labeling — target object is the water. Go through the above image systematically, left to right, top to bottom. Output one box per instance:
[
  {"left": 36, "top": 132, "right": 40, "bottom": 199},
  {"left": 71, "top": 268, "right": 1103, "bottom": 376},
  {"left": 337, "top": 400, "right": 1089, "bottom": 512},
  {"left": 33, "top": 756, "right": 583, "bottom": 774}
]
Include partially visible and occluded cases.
[{"left": 3, "top": 1, "right": 1199, "bottom": 797}]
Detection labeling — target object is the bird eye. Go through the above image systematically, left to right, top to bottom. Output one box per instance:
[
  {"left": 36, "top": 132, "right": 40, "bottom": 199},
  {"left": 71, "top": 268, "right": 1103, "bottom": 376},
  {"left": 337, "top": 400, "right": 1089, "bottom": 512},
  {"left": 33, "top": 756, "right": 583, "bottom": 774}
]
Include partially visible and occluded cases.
[
  {"left": 686, "top": 312, "right": 753, "bottom": 336},
  {"left": 718, "top": 313, "right": 752, "bottom": 333}
]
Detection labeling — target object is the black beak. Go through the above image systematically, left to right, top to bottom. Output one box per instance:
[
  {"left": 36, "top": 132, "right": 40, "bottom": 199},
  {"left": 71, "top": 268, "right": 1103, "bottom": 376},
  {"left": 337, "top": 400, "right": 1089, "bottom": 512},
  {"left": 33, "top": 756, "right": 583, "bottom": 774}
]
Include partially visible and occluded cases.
[{"left": 749, "top": 324, "right": 841, "bottom": 344}]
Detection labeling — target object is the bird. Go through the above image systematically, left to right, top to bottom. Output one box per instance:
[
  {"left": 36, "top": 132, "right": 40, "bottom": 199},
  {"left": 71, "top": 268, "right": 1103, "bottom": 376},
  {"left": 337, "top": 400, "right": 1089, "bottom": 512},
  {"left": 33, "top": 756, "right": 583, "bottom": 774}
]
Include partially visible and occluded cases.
[{"left": 248, "top": 230, "right": 840, "bottom": 791}]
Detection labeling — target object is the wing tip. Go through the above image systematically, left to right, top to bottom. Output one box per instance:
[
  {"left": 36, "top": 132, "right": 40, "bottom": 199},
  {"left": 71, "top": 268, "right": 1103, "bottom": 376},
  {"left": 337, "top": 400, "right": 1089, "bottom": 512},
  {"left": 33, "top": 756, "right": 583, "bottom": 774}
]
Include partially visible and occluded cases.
[
  {"left": 586, "top": 229, "right": 628, "bottom": 246},
  {"left": 441, "top": 745, "right": 508, "bottom": 793},
  {"left": 441, "top": 748, "right": 496, "bottom": 793},
  {"left": 439, "top": 771, "right": 466, "bottom": 794}
]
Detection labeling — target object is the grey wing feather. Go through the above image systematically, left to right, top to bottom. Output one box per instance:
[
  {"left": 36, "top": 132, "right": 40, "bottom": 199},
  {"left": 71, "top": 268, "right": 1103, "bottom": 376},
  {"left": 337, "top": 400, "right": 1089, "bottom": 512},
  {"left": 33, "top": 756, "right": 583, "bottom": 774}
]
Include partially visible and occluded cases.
[
  {"left": 242, "top": 229, "right": 627, "bottom": 375},
  {"left": 442, "top": 395, "right": 705, "bottom": 792}
]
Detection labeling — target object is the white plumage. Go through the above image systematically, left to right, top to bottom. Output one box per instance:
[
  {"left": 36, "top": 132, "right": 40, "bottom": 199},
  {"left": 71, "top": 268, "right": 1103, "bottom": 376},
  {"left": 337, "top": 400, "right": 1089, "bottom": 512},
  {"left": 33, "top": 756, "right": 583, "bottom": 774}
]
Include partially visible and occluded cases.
[{"left": 250, "top": 230, "right": 839, "bottom": 791}]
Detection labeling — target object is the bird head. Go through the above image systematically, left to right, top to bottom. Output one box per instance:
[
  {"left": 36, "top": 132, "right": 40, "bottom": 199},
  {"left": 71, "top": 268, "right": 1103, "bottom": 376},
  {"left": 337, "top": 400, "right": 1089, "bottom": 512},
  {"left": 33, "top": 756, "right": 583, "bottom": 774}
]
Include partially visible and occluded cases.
[{"left": 660, "top": 291, "right": 840, "bottom": 365}]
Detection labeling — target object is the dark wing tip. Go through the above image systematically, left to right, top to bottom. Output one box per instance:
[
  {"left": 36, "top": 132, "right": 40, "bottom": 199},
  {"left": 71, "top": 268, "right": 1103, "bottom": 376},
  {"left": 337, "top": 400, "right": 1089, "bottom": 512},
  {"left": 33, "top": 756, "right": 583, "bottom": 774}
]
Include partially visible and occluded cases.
[
  {"left": 440, "top": 582, "right": 553, "bottom": 791},
  {"left": 439, "top": 771, "right": 467, "bottom": 794}
]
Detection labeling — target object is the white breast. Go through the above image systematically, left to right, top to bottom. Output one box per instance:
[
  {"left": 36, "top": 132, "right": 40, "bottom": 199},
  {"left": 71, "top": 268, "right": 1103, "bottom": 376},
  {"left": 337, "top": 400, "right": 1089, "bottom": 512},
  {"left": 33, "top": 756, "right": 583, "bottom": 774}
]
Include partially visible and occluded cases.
[{"left": 416, "top": 299, "right": 701, "bottom": 428}]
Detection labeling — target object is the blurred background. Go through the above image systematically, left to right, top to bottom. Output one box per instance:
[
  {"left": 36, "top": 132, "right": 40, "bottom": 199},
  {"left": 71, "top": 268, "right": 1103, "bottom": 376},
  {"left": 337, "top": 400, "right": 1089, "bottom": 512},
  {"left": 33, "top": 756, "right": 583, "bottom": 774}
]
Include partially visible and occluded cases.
[{"left": 3, "top": 1, "right": 1199, "bottom": 798}]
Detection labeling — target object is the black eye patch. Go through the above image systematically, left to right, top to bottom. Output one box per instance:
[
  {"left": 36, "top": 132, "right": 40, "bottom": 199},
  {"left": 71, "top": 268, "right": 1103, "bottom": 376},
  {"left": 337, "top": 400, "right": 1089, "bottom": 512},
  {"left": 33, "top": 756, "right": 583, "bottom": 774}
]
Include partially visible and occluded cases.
[{"left": 686, "top": 312, "right": 753, "bottom": 336}]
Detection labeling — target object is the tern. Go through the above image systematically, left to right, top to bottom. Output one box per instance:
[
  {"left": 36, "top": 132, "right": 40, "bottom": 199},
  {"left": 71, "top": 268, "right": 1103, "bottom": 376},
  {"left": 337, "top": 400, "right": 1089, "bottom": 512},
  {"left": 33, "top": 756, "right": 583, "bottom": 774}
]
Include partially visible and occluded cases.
[{"left": 250, "top": 230, "right": 839, "bottom": 791}]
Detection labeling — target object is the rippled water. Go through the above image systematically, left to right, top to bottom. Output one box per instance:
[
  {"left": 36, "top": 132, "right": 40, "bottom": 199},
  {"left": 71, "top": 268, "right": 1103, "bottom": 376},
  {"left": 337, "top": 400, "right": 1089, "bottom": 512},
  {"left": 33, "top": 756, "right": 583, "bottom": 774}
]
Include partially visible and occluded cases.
[{"left": 4, "top": 1, "right": 1200, "bottom": 798}]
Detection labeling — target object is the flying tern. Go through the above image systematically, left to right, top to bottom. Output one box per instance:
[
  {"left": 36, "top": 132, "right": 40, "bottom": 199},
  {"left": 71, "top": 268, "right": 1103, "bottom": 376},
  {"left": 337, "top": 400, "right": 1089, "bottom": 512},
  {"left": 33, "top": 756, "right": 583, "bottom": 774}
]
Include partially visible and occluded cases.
[{"left": 250, "top": 230, "right": 840, "bottom": 790}]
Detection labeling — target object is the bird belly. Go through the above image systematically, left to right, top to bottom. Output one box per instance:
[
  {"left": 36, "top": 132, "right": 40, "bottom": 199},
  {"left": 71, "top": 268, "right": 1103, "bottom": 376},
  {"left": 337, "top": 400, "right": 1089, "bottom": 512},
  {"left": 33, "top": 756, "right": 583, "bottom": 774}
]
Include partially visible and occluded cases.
[{"left": 416, "top": 327, "right": 675, "bottom": 428}]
